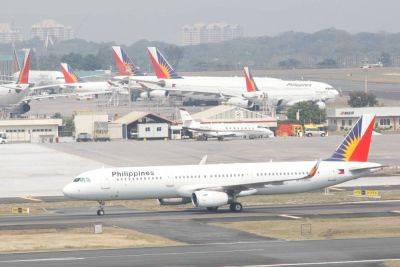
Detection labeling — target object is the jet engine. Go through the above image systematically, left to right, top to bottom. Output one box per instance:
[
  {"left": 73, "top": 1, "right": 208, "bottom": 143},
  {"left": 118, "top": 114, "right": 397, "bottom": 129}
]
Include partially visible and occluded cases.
[
  {"left": 149, "top": 90, "right": 169, "bottom": 99},
  {"left": 139, "top": 91, "right": 149, "bottom": 99},
  {"left": 242, "top": 91, "right": 267, "bottom": 100},
  {"left": 226, "top": 97, "right": 254, "bottom": 109},
  {"left": 316, "top": 101, "right": 326, "bottom": 109},
  {"left": 11, "top": 102, "right": 30, "bottom": 114},
  {"left": 191, "top": 191, "right": 233, "bottom": 208},
  {"left": 158, "top": 197, "right": 192, "bottom": 205}
]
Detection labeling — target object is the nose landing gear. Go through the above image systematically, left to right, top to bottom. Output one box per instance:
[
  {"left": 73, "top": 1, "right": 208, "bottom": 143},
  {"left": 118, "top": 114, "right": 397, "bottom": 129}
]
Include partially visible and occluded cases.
[{"left": 97, "top": 200, "right": 105, "bottom": 216}]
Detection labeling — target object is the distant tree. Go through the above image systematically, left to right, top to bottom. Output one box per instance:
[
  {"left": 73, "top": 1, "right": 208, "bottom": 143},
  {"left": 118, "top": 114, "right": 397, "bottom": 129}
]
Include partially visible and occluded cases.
[
  {"left": 379, "top": 52, "right": 392, "bottom": 67},
  {"left": 61, "top": 53, "right": 84, "bottom": 68},
  {"left": 82, "top": 54, "right": 102, "bottom": 70},
  {"left": 278, "top": 58, "right": 301, "bottom": 69},
  {"left": 317, "top": 58, "right": 337, "bottom": 68},
  {"left": 347, "top": 92, "right": 378, "bottom": 107},
  {"left": 287, "top": 101, "right": 326, "bottom": 124},
  {"left": 52, "top": 112, "right": 62, "bottom": 119},
  {"left": 63, "top": 117, "right": 75, "bottom": 134}
]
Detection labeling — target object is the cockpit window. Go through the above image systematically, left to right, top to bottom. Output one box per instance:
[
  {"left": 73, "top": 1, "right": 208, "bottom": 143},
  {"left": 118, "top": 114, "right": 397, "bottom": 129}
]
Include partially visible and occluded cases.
[{"left": 73, "top": 177, "right": 91, "bottom": 182}]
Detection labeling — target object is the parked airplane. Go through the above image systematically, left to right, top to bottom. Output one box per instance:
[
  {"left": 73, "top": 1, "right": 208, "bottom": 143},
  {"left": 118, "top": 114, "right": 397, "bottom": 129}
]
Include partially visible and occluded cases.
[
  {"left": 128, "top": 47, "right": 339, "bottom": 109},
  {"left": 60, "top": 63, "right": 127, "bottom": 96},
  {"left": 180, "top": 109, "right": 274, "bottom": 140},
  {"left": 63, "top": 114, "right": 381, "bottom": 215}
]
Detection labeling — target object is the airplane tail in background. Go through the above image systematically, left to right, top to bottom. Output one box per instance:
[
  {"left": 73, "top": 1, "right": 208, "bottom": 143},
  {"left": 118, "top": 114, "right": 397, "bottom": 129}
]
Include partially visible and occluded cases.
[
  {"left": 112, "top": 46, "right": 144, "bottom": 76},
  {"left": 147, "top": 47, "right": 182, "bottom": 79},
  {"left": 12, "top": 48, "right": 20, "bottom": 73},
  {"left": 17, "top": 49, "right": 32, "bottom": 84},
  {"left": 60, "top": 63, "right": 81, "bottom": 84},
  {"left": 243, "top": 66, "right": 259, "bottom": 92},
  {"left": 179, "top": 109, "right": 199, "bottom": 128},
  {"left": 326, "top": 114, "right": 375, "bottom": 162}
]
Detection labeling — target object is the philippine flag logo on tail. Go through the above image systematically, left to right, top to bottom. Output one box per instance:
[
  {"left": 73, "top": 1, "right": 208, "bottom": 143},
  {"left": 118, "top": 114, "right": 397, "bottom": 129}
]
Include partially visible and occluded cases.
[
  {"left": 112, "top": 46, "right": 144, "bottom": 76},
  {"left": 147, "top": 47, "right": 182, "bottom": 79},
  {"left": 17, "top": 49, "right": 32, "bottom": 84},
  {"left": 60, "top": 63, "right": 81, "bottom": 84},
  {"left": 243, "top": 66, "right": 259, "bottom": 92},
  {"left": 327, "top": 114, "right": 376, "bottom": 162}
]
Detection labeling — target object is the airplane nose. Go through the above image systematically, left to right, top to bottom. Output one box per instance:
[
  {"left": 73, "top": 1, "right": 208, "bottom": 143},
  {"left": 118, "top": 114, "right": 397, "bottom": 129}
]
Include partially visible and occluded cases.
[{"left": 62, "top": 183, "right": 77, "bottom": 198}]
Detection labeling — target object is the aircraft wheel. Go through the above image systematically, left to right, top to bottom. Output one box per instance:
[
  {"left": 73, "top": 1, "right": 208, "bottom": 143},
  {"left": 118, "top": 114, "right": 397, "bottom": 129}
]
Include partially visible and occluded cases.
[
  {"left": 217, "top": 137, "right": 224, "bottom": 141},
  {"left": 230, "top": 202, "right": 243, "bottom": 212},
  {"left": 206, "top": 207, "right": 218, "bottom": 212},
  {"left": 97, "top": 209, "right": 105, "bottom": 216}
]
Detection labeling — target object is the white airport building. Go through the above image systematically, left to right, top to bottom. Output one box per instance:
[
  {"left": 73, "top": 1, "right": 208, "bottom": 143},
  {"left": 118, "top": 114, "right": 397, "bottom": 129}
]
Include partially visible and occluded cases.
[
  {"left": 327, "top": 106, "right": 400, "bottom": 131},
  {"left": 0, "top": 118, "right": 62, "bottom": 143}
]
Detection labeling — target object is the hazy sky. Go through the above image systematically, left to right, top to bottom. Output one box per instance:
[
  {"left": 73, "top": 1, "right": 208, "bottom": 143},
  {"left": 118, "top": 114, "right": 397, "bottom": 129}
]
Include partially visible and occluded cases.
[{"left": 2, "top": 0, "right": 399, "bottom": 44}]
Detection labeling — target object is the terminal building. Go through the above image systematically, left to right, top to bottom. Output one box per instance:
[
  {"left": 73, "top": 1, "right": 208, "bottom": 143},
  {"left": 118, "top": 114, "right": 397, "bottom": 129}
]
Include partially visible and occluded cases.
[
  {"left": 327, "top": 107, "right": 400, "bottom": 132},
  {"left": 0, "top": 118, "right": 62, "bottom": 143}
]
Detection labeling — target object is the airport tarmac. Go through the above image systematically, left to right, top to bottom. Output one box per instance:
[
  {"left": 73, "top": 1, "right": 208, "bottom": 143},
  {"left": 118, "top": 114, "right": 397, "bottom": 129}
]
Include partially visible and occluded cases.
[{"left": 0, "top": 237, "right": 399, "bottom": 266}]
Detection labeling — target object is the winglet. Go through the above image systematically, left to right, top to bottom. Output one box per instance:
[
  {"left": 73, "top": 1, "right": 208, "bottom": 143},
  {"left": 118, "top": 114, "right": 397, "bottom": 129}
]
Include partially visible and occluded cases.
[
  {"left": 147, "top": 47, "right": 182, "bottom": 79},
  {"left": 243, "top": 66, "right": 259, "bottom": 92},
  {"left": 326, "top": 114, "right": 375, "bottom": 162}
]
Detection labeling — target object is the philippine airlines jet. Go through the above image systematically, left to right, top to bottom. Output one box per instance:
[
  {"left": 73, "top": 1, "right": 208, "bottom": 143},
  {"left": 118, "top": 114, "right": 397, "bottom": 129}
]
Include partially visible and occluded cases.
[
  {"left": 128, "top": 47, "right": 339, "bottom": 109},
  {"left": 60, "top": 63, "right": 126, "bottom": 97},
  {"left": 180, "top": 109, "right": 274, "bottom": 140},
  {"left": 63, "top": 115, "right": 381, "bottom": 215}
]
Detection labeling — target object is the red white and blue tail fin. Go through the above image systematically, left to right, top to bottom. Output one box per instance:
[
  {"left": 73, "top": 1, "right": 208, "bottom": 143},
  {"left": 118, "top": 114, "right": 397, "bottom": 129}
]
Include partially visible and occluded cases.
[
  {"left": 112, "top": 46, "right": 144, "bottom": 76},
  {"left": 147, "top": 47, "right": 182, "bottom": 79},
  {"left": 17, "top": 49, "right": 32, "bottom": 84},
  {"left": 60, "top": 63, "right": 81, "bottom": 84},
  {"left": 243, "top": 66, "right": 259, "bottom": 92},
  {"left": 327, "top": 114, "right": 375, "bottom": 162}
]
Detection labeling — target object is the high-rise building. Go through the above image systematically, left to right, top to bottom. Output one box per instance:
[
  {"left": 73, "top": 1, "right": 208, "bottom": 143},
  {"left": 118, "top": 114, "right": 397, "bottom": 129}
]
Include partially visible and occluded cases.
[
  {"left": 31, "top": 19, "right": 74, "bottom": 42},
  {"left": 0, "top": 23, "right": 23, "bottom": 43},
  {"left": 182, "top": 23, "right": 243, "bottom": 46}
]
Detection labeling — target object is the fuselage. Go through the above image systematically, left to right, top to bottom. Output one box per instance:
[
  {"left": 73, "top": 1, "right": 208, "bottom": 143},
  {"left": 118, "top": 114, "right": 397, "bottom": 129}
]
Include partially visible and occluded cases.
[
  {"left": 13, "top": 71, "right": 65, "bottom": 85},
  {"left": 64, "top": 81, "right": 113, "bottom": 93},
  {"left": 0, "top": 84, "right": 30, "bottom": 107},
  {"left": 186, "top": 122, "right": 274, "bottom": 138},
  {"left": 63, "top": 160, "right": 381, "bottom": 201}
]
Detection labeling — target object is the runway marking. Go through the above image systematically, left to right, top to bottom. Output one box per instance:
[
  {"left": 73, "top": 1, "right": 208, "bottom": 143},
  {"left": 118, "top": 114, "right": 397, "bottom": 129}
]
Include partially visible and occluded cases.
[
  {"left": 18, "top": 196, "right": 42, "bottom": 202},
  {"left": 279, "top": 214, "right": 302, "bottom": 219},
  {"left": 0, "top": 249, "right": 264, "bottom": 263},
  {"left": 2, "top": 257, "right": 84, "bottom": 263},
  {"left": 250, "top": 258, "right": 400, "bottom": 266}
]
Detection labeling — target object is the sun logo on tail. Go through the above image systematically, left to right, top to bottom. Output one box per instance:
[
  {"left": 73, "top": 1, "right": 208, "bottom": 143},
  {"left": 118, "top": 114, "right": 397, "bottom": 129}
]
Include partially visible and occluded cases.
[
  {"left": 148, "top": 47, "right": 181, "bottom": 79},
  {"left": 327, "top": 115, "right": 375, "bottom": 162}
]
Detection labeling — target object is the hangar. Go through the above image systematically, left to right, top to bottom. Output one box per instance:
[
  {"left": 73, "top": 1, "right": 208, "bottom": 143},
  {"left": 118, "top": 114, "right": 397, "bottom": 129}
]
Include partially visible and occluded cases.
[
  {"left": 191, "top": 105, "right": 277, "bottom": 128},
  {"left": 114, "top": 111, "right": 176, "bottom": 140},
  {"left": 0, "top": 118, "right": 62, "bottom": 143}
]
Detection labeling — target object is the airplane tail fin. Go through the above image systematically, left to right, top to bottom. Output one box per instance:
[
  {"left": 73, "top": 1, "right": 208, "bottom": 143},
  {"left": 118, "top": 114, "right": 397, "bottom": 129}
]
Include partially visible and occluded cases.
[
  {"left": 112, "top": 46, "right": 144, "bottom": 76},
  {"left": 147, "top": 47, "right": 182, "bottom": 79},
  {"left": 17, "top": 49, "right": 32, "bottom": 84},
  {"left": 60, "top": 63, "right": 81, "bottom": 84},
  {"left": 243, "top": 66, "right": 259, "bottom": 92},
  {"left": 179, "top": 109, "right": 197, "bottom": 127},
  {"left": 326, "top": 114, "right": 375, "bottom": 162}
]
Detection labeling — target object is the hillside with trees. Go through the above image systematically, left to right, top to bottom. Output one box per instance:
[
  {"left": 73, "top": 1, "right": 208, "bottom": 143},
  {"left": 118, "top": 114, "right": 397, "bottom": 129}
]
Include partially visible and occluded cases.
[{"left": 2, "top": 28, "right": 400, "bottom": 71}]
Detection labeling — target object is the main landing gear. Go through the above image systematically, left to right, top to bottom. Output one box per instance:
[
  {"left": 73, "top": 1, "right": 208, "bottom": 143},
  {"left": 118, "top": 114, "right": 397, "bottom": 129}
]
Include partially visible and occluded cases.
[
  {"left": 97, "top": 200, "right": 105, "bottom": 216},
  {"left": 229, "top": 202, "right": 243, "bottom": 212}
]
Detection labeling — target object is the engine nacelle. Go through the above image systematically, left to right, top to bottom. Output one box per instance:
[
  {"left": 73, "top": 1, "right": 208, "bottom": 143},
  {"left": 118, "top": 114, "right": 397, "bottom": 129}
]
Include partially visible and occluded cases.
[
  {"left": 149, "top": 89, "right": 169, "bottom": 99},
  {"left": 140, "top": 91, "right": 149, "bottom": 99},
  {"left": 242, "top": 91, "right": 267, "bottom": 100},
  {"left": 226, "top": 97, "right": 254, "bottom": 109},
  {"left": 316, "top": 101, "right": 326, "bottom": 109},
  {"left": 11, "top": 102, "right": 30, "bottom": 114},
  {"left": 191, "top": 191, "right": 232, "bottom": 208},
  {"left": 158, "top": 197, "right": 192, "bottom": 205}
]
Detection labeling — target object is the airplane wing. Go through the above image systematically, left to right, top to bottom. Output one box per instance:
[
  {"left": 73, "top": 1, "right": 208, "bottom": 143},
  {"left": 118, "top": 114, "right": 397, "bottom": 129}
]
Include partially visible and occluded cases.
[{"left": 178, "top": 161, "right": 320, "bottom": 196}]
